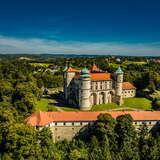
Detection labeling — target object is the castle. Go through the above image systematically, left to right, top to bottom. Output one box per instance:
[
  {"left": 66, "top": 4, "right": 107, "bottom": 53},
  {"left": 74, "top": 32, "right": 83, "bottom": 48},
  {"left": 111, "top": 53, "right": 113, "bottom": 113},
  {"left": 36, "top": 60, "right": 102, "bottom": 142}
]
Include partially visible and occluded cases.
[{"left": 63, "top": 64, "right": 136, "bottom": 110}]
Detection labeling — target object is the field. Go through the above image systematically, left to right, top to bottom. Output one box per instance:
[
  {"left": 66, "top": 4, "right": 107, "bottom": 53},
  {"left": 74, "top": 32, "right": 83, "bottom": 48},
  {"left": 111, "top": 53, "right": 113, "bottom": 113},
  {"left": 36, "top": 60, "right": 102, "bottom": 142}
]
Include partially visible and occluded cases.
[
  {"left": 108, "top": 61, "right": 146, "bottom": 70},
  {"left": 122, "top": 61, "right": 146, "bottom": 65},
  {"left": 30, "top": 63, "right": 51, "bottom": 67},
  {"left": 35, "top": 97, "right": 152, "bottom": 112},
  {"left": 91, "top": 97, "right": 152, "bottom": 111}
]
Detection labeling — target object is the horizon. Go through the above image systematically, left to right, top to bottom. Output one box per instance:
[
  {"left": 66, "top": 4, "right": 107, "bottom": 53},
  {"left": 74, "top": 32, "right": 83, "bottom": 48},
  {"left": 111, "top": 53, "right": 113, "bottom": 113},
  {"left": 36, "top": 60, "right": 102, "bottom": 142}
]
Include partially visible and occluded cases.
[{"left": 0, "top": 0, "right": 160, "bottom": 56}]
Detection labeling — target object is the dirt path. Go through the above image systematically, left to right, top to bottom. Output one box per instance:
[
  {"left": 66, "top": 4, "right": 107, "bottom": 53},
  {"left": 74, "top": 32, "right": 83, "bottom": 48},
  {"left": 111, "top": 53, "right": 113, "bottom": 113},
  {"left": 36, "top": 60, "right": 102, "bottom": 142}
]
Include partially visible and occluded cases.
[
  {"left": 55, "top": 106, "right": 64, "bottom": 112},
  {"left": 107, "top": 107, "right": 144, "bottom": 111}
]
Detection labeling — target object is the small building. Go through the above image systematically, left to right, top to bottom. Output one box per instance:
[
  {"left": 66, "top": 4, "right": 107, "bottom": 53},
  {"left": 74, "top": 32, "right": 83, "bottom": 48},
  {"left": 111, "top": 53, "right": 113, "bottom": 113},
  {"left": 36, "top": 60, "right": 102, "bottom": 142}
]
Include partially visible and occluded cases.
[
  {"left": 63, "top": 64, "right": 136, "bottom": 110},
  {"left": 26, "top": 111, "right": 160, "bottom": 142}
]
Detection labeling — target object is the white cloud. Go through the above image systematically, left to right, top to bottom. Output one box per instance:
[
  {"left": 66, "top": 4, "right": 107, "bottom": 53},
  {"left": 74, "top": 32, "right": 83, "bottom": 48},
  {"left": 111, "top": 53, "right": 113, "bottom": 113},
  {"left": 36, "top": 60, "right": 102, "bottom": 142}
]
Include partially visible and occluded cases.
[{"left": 0, "top": 35, "right": 160, "bottom": 56}]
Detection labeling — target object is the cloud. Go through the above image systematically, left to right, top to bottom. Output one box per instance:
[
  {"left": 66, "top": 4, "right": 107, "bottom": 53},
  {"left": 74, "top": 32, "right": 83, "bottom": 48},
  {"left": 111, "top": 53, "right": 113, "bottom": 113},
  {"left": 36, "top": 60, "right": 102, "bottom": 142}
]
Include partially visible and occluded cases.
[{"left": 0, "top": 35, "right": 160, "bottom": 56}]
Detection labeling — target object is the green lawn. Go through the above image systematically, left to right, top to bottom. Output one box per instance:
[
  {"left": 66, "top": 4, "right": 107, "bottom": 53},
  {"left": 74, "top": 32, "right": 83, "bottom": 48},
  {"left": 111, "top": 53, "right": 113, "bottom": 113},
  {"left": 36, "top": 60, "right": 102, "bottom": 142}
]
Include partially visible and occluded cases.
[
  {"left": 36, "top": 97, "right": 152, "bottom": 112},
  {"left": 35, "top": 98, "right": 58, "bottom": 111},
  {"left": 35, "top": 98, "right": 79, "bottom": 111},
  {"left": 91, "top": 98, "right": 152, "bottom": 111},
  {"left": 58, "top": 106, "right": 79, "bottom": 111}
]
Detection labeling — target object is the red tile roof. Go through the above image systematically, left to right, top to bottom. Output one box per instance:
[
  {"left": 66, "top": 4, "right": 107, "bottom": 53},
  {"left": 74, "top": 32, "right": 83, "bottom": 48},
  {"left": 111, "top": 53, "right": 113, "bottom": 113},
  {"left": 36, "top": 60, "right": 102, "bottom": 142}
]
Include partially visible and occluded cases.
[
  {"left": 67, "top": 67, "right": 79, "bottom": 72},
  {"left": 74, "top": 72, "right": 112, "bottom": 81},
  {"left": 90, "top": 73, "right": 111, "bottom": 81},
  {"left": 122, "top": 82, "right": 136, "bottom": 90},
  {"left": 25, "top": 111, "right": 160, "bottom": 126}
]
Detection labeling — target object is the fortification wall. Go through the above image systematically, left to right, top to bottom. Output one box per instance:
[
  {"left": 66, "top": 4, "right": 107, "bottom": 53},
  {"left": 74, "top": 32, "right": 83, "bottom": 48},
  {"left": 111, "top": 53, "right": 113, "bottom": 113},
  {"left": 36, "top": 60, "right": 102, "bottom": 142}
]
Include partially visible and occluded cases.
[{"left": 50, "top": 126, "right": 83, "bottom": 142}]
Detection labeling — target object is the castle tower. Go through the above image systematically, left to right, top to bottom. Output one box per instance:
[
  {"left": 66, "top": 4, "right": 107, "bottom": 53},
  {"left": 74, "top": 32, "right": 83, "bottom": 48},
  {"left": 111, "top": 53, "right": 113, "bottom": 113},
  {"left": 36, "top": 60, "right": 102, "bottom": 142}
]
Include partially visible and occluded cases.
[
  {"left": 63, "top": 66, "right": 76, "bottom": 101},
  {"left": 63, "top": 66, "right": 68, "bottom": 100},
  {"left": 79, "top": 67, "right": 91, "bottom": 110},
  {"left": 115, "top": 67, "right": 124, "bottom": 105}
]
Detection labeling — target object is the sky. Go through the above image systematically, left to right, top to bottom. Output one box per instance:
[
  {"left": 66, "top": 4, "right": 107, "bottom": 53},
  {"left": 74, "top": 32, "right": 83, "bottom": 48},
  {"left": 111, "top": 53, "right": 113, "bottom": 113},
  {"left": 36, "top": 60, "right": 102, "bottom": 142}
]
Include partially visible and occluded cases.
[{"left": 0, "top": 0, "right": 160, "bottom": 56}]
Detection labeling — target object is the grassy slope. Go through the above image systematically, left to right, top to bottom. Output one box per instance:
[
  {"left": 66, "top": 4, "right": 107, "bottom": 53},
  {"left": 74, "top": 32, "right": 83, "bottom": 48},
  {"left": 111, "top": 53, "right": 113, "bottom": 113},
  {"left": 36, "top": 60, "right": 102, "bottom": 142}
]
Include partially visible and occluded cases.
[
  {"left": 36, "top": 97, "right": 152, "bottom": 112},
  {"left": 35, "top": 98, "right": 57, "bottom": 111},
  {"left": 35, "top": 98, "right": 79, "bottom": 111},
  {"left": 91, "top": 98, "right": 152, "bottom": 111}
]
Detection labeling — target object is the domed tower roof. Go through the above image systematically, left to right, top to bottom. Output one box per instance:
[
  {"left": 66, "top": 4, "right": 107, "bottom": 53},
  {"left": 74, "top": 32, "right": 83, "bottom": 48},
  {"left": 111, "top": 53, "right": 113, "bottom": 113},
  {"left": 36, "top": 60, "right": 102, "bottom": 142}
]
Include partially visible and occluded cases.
[
  {"left": 63, "top": 65, "right": 68, "bottom": 72},
  {"left": 115, "top": 66, "right": 123, "bottom": 74},
  {"left": 81, "top": 67, "right": 90, "bottom": 78}
]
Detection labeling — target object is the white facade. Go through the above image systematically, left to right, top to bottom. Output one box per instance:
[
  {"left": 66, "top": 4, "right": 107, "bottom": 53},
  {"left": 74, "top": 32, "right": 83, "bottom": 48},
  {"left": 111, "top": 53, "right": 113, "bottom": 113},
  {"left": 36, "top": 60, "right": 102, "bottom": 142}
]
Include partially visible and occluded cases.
[{"left": 63, "top": 66, "right": 136, "bottom": 110}]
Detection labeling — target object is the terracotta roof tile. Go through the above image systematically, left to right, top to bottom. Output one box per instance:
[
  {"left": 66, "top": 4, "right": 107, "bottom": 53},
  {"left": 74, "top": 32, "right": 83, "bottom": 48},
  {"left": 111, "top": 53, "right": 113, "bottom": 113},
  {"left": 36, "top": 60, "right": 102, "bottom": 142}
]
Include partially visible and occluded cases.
[
  {"left": 90, "top": 73, "right": 111, "bottom": 81},
  {"left": 122, "top": 82, "right": 136, "bottom": 90},
  {"left": 25, "top": 111, "right": 160, "bottom": 126}
]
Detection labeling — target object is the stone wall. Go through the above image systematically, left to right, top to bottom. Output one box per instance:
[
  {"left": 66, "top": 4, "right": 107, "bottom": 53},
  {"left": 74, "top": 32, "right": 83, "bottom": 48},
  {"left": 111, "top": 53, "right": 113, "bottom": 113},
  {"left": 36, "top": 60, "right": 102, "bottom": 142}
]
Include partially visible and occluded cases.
[
  {"left": 46, "top": 120, "right": 159, "bottom": 142},
  {"left": 47, "top": 121, "right": 90, "bottom": 142},
  {"left": 50, "top": 126, "right": 83, "bottom": 142}
]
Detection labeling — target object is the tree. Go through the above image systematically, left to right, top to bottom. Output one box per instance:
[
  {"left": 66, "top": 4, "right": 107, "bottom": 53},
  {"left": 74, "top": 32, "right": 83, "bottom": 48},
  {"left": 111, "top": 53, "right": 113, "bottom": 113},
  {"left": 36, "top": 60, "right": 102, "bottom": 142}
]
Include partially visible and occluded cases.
[
  {"left": 0, "top": 80, "right": 13, "bottom": 102},
  {"left": 152, "top": 99, "right": 160, "bottom": 110},
  {"left": 96, "top": 113, "right": 117, "bottom": 151},
  {"left": 115, "top": 114, "right": 139, "bottom": 160},
  {"left": 2, "top": 123, "right": 41, "bottom": 160},
  {"left": 138, "top": 124, "right": 149, "bottom": 160},
  {"left": 38, "top": 127, "right": 55, "bottom": 160},
  {"left": 100, "top": 135, "right": 112, "bottom": 160},
  {"left": 69, "top": 149, "right": 82, "bottom": 160}
]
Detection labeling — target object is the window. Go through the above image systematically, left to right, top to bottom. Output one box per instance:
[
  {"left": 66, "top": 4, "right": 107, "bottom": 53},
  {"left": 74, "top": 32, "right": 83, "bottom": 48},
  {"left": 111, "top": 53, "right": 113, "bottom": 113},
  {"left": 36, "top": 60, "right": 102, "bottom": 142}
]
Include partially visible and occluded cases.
[
  {"left": 91, "top": 82, "right": 93, "bottom": 90},
  {"left": 105, "top": 82, "right": 108, "bottom": 89},
  {"left": 95, "top": 84, "right": 98, "bottom": 90},
  {"left": 55, "top": 122, "right": 57, "bottom": 126},
  {"left": 64, "top": 122, "right": 66, "bottom": 126},
  {"left": 72, "top": 122, "right": 74, "bottom": 126}
]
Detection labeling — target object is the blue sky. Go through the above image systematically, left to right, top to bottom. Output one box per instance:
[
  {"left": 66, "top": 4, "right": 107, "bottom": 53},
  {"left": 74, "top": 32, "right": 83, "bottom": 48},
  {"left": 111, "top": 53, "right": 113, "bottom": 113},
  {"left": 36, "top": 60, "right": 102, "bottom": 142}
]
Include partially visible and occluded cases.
[{"left": 0, "top": 0, "right": 160, "bottom": 56}]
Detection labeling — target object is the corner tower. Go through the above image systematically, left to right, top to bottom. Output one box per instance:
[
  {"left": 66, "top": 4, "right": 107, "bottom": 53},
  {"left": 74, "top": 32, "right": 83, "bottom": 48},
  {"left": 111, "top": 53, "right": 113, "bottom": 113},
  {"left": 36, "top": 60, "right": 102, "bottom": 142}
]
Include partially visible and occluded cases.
[
  {"left": 63, "top": 66, "right": 77, "bottom": 101},
  {"left": 79, "top": 67, "right": 91, "bottom": 110},
  {"left": 115, "top": 67, "right": 124, "bottom": 105}
]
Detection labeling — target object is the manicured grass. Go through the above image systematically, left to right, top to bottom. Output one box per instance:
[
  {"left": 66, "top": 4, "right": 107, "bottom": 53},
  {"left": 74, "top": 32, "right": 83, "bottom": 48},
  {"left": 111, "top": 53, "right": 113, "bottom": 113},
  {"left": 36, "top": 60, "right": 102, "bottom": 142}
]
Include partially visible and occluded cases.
[
  {"left": 36, "top": 97, "right": 152, "bottom": 112},
  {"left": 91, "top": 97, "right": 152, "bottom": 111},
  {"left": 122, "top": 97, "right": 152, "bottom": 110},
  {"left": 35, "top": 98, "right": 58, "bottom": 111},
  {"left": 35, "top": 98, "right": 79, "bottom": 111},
  {"left": 59, "top": 106, "right": 79, "bottom": 111}
]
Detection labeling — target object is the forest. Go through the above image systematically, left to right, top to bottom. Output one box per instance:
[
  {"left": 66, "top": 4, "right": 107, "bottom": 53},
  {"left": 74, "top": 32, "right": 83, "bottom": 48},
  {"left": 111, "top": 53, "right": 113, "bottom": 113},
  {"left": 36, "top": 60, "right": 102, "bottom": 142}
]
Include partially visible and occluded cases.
[{"left": 1, "top": 55, "right": 160, "bottom": 159}]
